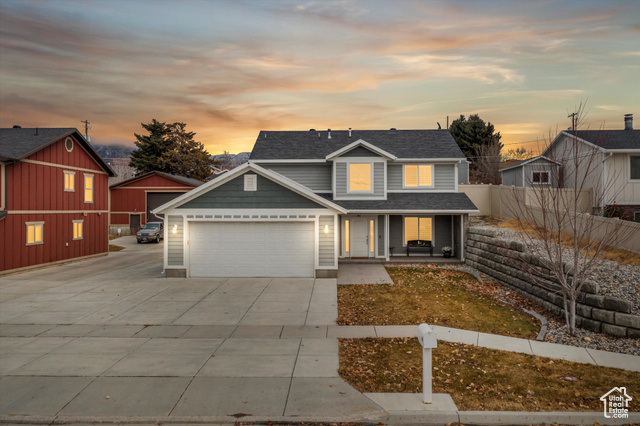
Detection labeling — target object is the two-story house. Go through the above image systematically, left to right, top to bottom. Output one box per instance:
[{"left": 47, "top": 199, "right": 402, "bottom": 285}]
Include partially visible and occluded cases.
[
  {"left": 0, "top": 127, "right": 115, "bottom": 273},
  {"left": 153, "top": 129, "right": 478, "bottom": 278}
]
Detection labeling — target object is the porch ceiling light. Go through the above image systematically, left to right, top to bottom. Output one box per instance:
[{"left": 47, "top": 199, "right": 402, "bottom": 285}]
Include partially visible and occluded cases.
[
  {"left": 172, "top": 224, "right": 178, "bottom": 234},
  {"left": 324, "top": 224, "right": 329, "bottom": 234}
]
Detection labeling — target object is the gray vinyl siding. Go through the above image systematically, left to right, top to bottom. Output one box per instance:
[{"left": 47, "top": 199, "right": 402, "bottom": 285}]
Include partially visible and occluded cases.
[
  {"left": 341, "top": 146, "right": 380, "bottom": 157},
  {"left": 523, "top": 160, "right": 558, "bottom": 188},
  {"left": 335, "top": 161, "right": 385, "bottom": 198},
  {"left": 458, "top": 161, "right": 469, "bottom": 184},
  {"left": 266, "top": 164, "right": 332, "bottom": 192},
  {"left": 387, "top": 164, "right": 456, "bottom": 190},
  {"left": 434, "top": 164, "right": 455, "bottom": 190},
  {"left": 501, "top": 168, "right": 521, "bottom": 186},
  {"left": 178, "top": 173, "right": 323, "bottom": 209},
  {"left": 167, "top": 215, "right": 183, "bottom": 266},
  {"left": 319, "top": 215, "right": 335, "bottom": 267},
  {"left": 377, "top": 215, "right": 385, "bottom": 257},
  {"left": 389, "top": 215, "right": 403, "bottom": 254},
  {"left": 434, "top": 215, "right": 452, "bottom": 253}
]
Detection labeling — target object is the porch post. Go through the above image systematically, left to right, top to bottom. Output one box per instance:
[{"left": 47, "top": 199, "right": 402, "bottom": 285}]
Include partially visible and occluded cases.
[{"left": 460, "top": 214, "right": 465, "bottom": 261}]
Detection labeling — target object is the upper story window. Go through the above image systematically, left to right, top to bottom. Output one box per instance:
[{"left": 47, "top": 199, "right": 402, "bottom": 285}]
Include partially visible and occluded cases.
[
  {"left": 65, "top": 137, "right": 74, "bottom": 152},
  {"left": 630, "top": 155, "right": 640, "bottom": 181},
  {"left": 348, "top": 163, "right": 372, "bottom": 192},
  {"left": 404, "top": 165, "right": 433, "bottom": 188},
  {"left": 64, "top": 171, "right": 75, "bottom": 192},
  {"left": 532, "top": 171, "right": 549, "bottom": 184},
  {"left": 84, "top": 174, "right": 94, "bottom": 203},
  {"left": 26, "top": 222, "right": 44, "bottom": 245}
]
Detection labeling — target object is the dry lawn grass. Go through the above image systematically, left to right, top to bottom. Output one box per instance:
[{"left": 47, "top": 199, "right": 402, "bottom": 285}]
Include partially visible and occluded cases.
[
  {"left": 498, "top": 218, "right": 640, "bottom": 266},
  {"left": 108, "top": 244, "right": 125, "bottom": 252},
  {"left": 338, "top": 267, "right": 539, "bottom": 338},
  {"left": 339, "top": 337, "right": 640, "bottom": 411}
]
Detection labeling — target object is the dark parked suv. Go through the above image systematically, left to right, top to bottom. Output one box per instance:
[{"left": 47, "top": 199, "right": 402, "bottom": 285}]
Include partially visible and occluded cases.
[{"left": 136, "top": 222, "right": 164, "bottom": 244}]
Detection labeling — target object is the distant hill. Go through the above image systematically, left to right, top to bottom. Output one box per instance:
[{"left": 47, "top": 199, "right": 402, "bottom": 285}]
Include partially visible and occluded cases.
[
  {"left": 92, "top": 144, "right": 135, "bottom": 161},
  {"left": 212, "top": 152, "right": 250, "bottom": 169}
]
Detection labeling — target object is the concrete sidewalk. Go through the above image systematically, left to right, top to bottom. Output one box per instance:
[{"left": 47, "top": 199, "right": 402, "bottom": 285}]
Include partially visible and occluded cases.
[
  {"left": 337, "top": 263, "right": 393, "bottom": 284},
  {"left": 329, "top": 324, "right": 640, "bottom": 372}
]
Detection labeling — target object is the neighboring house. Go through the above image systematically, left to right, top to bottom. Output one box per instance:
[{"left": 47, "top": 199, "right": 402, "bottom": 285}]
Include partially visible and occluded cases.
[
  {"left": 499, "top": 114, "right": 640, "bottom": 219},
  {"left": 543, "top": 114, "right": 640, "bottom": 217},
  {"left": 0, "top": 127, "right": 115, "bottom": 273},
  {"left": 153, "top": 129, "right": 478, "bottom": 278},
  {"left": 500, "top": 156, "right": 561, "bottom": 187},
  {"left": 109, "top": 170, "right": 204, "bottom": 235}
]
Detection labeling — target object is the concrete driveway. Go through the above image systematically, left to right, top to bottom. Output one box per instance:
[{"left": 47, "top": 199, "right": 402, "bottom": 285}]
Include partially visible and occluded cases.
[{"left": 0, "top": 236, "right": 383, "bottom": 422}]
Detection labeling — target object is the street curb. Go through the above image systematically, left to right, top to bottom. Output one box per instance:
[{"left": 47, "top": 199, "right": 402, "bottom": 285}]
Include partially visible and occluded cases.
[{"left": 2, "top": 411, "right": 639, "bottom": 425}]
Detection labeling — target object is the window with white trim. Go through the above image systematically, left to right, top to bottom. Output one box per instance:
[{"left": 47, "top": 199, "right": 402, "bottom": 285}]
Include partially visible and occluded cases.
[
  {"left": 65, "top": 137, "right": 74, "bottom": 152},
  {"left": 630, "top": 155, "right": 640, "bottom": 181},
  {"left": 348, "top": 163, "right": 372, "bottom": 192},
  {"left": 404, "top": 165, "right": 433, "bottom": 187},
  {"left": 64, "top": 171, "right": 75, "bottom": 192},
  {"left": 532, "top": 171, "right": 549, "bottom": 184},
  {"left": 84, "top": 174, "right": 93, "bottom": 202},
  {"left": 244, "top": 174, "right": 257, "bottom": 191},
  {"left": 404, "top": 217, "right": 432, "bottom": 244},
  {"left": 369, "top": 219, "right": 375, "bottom": 253},
  {"left": 73, "top": 220, "right": 83, "bottom": 240},
  {"left": 26, "top": 222, "right": 44, "bottom": 245}
]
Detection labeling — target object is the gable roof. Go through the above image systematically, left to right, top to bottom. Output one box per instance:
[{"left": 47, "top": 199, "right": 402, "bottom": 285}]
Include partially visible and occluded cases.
[
  {"left": 0, "top": 127, "right": 116, "bottom": 176},
  {"left": 250, "top": 129, "right": 466, "bottom": 160},
  {"left": 325, "top": 139, "right": 397, "bottom": 160},
  {"left": 499, "top": 155, "right": 560, "bottom": 172},
  {"left": 152, "top": 162, "right": 347, "bottom": 214},
  {"left": 110, "top": 170, "right": 204, "bottom": 189}
]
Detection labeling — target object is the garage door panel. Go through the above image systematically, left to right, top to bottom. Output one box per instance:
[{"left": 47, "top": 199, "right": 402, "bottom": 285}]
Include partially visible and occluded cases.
[{"left": 189, "top": 222, "right": 314, "bottom": 278}]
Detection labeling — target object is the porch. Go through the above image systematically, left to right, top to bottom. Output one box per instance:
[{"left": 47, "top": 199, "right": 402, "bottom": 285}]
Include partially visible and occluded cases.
[{"left": 338, "top": 213, "right": 467, "bottom": 261}]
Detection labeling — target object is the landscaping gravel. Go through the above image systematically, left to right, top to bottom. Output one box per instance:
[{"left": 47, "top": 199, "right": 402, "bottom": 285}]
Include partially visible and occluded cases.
[
  {"left": 489, "top": 225, "right": 640, "bottom": 316},
  {"left": 545, "top": 319, "right": 640, "bottom": 356}
]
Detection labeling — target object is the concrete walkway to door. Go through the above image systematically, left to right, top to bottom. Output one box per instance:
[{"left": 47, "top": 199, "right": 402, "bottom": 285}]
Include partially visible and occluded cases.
[{"left": 337, "top": 263, "right": 393, "bottom": 284}]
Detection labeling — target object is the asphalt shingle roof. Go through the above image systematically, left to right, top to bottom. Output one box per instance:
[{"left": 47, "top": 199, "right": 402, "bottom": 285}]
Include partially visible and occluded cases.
[
  {"left": 0, "top": 127, "right": 115, "bottom": 176},
  {"left": 250, "top": 129, "right": 465, "bottom": 160},
  {"left": 568, "top": 130, "right": 640, "bottom": 150},
  {"left": 110, "top": 170, "right": 205, "bottom": 188},
  {"left": 319, "top": 192, "right": 478, "bottom": 212}
]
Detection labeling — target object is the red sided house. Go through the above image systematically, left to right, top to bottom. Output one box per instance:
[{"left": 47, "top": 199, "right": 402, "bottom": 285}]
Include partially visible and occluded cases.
[
  {"left": 0, "top": 127, "right": 115, "bottom": 273},
  {"left": 109, "top": 171, "right": 203, "bottom": 235}
]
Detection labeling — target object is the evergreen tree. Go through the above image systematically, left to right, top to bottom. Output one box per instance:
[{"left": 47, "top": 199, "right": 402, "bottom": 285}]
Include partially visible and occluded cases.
[
  {"left": 449, "top": 114, "right": 503, "bottom": 159},
  {"left": 129, "top": 119, "right": 172, "bottom": 173},
  {"left": 129, "top": 120, "right": 218, "bottom": 181},
  {"left": 158, "top": 122, "right": 217, "bottom": 181}
]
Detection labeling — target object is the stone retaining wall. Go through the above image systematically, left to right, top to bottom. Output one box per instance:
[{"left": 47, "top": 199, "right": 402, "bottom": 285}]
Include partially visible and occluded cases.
[{"left": 464, "top": 227, "right": 640, "bottom": 338}]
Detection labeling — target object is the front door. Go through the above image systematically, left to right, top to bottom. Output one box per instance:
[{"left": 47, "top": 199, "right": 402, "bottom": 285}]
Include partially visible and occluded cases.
[
  {"left": 130, "top": 214, "right": 141, "bottom": 235},
  {"left": 350, "top": 218, "right": 370, "bottom": 257}
]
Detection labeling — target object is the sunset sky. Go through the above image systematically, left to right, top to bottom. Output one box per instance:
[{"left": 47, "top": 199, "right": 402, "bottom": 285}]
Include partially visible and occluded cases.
[{"left": 1, "top": 0, "right": 638, "bottom": 155}]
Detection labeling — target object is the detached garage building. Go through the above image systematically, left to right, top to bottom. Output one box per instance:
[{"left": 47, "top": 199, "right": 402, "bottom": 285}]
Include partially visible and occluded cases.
[{"left": 109, "top": 171, "right": 203, "bottom": 235}]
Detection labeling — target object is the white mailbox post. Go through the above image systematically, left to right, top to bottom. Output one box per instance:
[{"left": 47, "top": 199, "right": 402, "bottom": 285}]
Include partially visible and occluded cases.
[{"left": 417, "top": 323, "right": 437, "bottom": 404}]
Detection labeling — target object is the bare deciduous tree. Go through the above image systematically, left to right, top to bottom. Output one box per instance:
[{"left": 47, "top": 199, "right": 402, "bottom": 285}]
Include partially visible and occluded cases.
[
  {"left": 503, "top": 105, "right": 629, "bottom": 335},
  {"left": 470, "top": 140, "right": 502, "bottom": 184}
]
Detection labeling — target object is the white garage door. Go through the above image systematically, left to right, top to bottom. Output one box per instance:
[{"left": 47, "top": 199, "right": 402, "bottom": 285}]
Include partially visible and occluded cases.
[{"left": 189, "top": 222, "right": 315, "bottom": 277}]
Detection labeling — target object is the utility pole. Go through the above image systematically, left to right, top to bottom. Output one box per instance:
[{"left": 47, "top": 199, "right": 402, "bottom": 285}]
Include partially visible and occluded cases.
[
  {"left": 567, "top": 112, "right": 578, "bottom": 131},
  {"left": 81, "top": 119, "right": 91, "bottom": 141}
]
